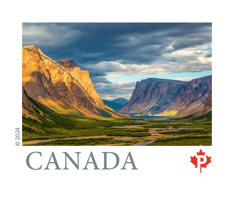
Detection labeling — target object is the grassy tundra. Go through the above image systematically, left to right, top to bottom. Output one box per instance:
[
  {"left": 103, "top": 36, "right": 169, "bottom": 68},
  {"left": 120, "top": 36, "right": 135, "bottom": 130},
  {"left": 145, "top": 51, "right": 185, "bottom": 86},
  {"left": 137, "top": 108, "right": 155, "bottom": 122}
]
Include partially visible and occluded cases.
[{"left": 23, "top": 98, "right": 212, "bottom": 146}]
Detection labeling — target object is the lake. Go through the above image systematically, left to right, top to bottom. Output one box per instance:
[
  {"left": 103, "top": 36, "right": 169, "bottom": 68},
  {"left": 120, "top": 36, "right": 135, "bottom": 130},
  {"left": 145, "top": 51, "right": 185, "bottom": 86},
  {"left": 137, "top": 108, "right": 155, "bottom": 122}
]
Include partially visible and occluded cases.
[{"left": 129, "top": 115, "right": 178, "bottom": 119}]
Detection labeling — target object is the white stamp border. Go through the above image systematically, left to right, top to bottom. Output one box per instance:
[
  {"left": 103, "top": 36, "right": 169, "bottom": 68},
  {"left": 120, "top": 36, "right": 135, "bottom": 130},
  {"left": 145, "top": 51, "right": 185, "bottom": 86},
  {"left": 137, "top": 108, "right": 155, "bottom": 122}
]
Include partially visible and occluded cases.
[{"left": 0, "top": 0, "right": 233, "bottom": 197}]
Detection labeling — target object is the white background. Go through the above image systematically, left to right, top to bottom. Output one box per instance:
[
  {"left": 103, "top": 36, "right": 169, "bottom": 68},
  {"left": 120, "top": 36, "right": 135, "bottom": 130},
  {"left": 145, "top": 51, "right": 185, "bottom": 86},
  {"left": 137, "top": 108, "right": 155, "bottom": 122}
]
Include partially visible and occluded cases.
[{"left": 1, "top": 0, "right": 234, "bottom": 196}]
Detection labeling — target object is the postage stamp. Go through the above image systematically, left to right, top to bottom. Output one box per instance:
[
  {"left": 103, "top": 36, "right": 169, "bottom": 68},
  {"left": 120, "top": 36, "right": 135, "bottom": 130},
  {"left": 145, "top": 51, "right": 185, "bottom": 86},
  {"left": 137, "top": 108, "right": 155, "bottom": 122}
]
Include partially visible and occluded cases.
[{"left": 2, "top": 3, "right": 234, "bottom": 197}]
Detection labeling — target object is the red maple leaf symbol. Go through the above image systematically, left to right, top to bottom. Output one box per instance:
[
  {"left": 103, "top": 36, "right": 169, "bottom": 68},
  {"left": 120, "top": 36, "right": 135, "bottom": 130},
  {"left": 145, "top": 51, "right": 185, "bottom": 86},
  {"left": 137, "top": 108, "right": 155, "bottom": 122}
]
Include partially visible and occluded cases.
[
  {"left": 190, "top": 149, "right": 212, "bottom": 173},
  {"left": 190, "top": 156, "right": 197, "bottom": 168}
]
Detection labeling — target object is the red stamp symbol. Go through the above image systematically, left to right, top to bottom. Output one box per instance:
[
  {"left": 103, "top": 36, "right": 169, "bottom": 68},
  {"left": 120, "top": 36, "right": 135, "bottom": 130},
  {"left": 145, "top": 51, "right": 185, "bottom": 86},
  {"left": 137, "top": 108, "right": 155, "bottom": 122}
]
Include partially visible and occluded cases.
[{"left": 190, "top": 149, "right": 212, "bottom": 173}]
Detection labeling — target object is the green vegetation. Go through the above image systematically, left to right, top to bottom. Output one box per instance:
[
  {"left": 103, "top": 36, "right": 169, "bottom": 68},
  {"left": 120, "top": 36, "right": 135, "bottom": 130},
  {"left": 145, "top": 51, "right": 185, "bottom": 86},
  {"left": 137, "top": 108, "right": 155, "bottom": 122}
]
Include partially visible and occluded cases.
[
  {"left": 23, "top": 97, "right": 212, "bottom": 146},
  {"left": 23, "top": 97, "right": 147, "bottom": 141},
  {"left": 96, "top": 108, "right": 113, "bottom": 118},
  {"left": 175, "top": 111, "right": 212, "bottom": 122},
  {"left": 170, "top": 123, "right": 211, "bottom": 129},
  {"left": 143, "top": 124, "right": 169, "bottom": 128},
  {"left": 160, "top": 129, "right": 211, "bottom": 136},
  {"left": 107, "top": 132, "right": 151, "bottom": 137},
  {"left": 148, "top": 136, "right": 212, "bottom": 146},
  {"left": 25, "top": 137, "right": 136, "bottom": 146}
]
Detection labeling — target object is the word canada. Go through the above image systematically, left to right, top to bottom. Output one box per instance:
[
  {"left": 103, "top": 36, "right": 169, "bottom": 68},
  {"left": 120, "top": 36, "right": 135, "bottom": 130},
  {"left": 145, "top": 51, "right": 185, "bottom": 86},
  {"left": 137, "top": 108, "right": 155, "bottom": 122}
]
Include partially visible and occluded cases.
[{"left": 26, "top": 151, "right": 138, "bottom": 170}]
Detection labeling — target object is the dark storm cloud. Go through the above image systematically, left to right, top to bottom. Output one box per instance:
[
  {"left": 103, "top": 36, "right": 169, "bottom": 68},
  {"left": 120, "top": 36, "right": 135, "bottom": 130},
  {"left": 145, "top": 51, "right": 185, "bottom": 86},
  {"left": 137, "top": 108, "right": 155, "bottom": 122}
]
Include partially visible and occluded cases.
[
  {"left": 22, "top": 23, "right": 212, "bottom": 99},
  {"left": 23, "top": 23, "right": 211, "bottom": 65},
  {"left": 205, "top": 52, "right": 212, "bottom": 58},
  {"left": 91, "top": 76, "right": 111, "bottom": 84}
]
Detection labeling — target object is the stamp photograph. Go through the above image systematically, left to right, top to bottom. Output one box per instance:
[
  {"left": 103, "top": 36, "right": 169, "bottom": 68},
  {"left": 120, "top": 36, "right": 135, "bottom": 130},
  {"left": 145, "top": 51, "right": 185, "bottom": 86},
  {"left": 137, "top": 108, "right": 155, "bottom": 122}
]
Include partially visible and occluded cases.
[{"left": 22, "top": 23, "right": 212, "bottom": 146}]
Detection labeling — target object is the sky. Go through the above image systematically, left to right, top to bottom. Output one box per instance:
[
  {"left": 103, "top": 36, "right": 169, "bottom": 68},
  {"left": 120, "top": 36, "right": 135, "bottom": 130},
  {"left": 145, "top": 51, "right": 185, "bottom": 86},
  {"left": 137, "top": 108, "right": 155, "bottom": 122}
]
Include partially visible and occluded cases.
[{"left": 22, "top": 23, "right": 212, "bottom": 100}]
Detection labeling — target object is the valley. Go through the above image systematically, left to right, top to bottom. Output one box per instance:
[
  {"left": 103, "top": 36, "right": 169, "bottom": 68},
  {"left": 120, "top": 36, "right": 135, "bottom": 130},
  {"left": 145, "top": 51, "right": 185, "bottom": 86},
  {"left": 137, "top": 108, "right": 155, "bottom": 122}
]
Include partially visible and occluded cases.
[
  {"left": 22, "top": 45, "right": 212, "bottom": 146},
  {"left": 23, "top": 95, "right": 211, "bottom": 146}
]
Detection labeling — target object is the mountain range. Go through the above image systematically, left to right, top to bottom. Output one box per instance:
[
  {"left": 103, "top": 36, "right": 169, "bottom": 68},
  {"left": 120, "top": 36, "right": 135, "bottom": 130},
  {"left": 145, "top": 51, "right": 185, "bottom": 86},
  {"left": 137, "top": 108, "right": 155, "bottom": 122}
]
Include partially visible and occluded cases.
[
  {"left": 22, "top": 45, "right": 124, "bottom": 119},
  {"left": 22, "top": 45, "right": 212, "bottom": 120},
  {"left": 118, "top": 76, "right": 212, "bottom": 117},
  {"left": 103, "top": 98, "right": 128, "bottom": 111}
]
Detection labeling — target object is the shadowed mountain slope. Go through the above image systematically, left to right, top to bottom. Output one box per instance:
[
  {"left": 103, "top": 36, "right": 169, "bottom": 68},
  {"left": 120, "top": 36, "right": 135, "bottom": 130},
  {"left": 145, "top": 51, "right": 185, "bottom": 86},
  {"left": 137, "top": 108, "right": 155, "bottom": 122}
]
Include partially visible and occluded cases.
[
  {"left": 119, "top": 76, "right": 212, "bottom": 117},
  {"left": 103, "top": 98, "right": 129, "bottom": 111}
]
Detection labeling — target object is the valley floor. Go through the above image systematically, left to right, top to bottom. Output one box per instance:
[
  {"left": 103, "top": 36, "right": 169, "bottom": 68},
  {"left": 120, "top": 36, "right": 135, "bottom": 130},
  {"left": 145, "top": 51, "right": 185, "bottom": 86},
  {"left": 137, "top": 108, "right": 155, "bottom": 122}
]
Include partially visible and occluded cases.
[{"left": 23, "top": 102, "right": 212, "bottom": 146}]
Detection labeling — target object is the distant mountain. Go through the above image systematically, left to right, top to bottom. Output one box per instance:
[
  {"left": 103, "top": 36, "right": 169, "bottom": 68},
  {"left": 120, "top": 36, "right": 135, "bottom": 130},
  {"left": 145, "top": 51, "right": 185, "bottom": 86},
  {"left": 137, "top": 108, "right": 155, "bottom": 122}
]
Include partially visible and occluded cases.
[
  {"left": 22, "top": 45, "right": 124, "bottom": 119},
  {"left": 118, "top": 76, "right": 212, "bottom": 117},
  {"left": 103, "top": 98, "right": 129, "bottom": 111},
  {"left": 112, "top": 98, "right": 129, "bottom": 106},
  {"left": 103, "top": 100, "right": 123, "bottom": 111}
]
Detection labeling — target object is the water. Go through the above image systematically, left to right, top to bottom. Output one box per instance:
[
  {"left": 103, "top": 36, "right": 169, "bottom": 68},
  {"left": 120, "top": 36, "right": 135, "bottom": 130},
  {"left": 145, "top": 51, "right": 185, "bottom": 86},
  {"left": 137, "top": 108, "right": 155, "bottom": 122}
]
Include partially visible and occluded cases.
[
  {"left": 130, "top": 115, "right": 178, "bottom": 119},
  {"left": 135, "top": 141, "right": 153, "bottom": 146}
]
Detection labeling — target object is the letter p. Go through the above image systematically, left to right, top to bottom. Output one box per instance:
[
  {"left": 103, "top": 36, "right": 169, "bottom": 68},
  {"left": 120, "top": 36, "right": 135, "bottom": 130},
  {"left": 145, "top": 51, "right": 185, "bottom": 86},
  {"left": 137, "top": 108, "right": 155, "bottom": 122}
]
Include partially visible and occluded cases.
[{"left": 197, "top": 156, "right": 207, "bottom": 173}]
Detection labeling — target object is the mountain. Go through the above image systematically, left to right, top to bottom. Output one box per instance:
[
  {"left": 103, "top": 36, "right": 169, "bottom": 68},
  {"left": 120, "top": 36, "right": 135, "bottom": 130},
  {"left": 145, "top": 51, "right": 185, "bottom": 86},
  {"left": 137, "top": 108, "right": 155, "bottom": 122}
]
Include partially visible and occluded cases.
[
  {"left": 22, "top": 45, "right": 123, "bottom": 118},
  {"left": 118, "top": 76, "right": 212, "bottom": 117},
  {"left": 22, "top": 86, "right": 40, "bottom": 118},
  {"left": 195, "top": 89, "right": 212, "bottom": 117},
  {"left": 202, "top": 89, "right": 212, "bottom": 114},
  {"left": 103, "top": 98, "right": 129, "bottom": 111},
  {"left": 112, "top": 98, "right": 129, "bottom": 106},
  {"left": 103, "top": 100, "right": 123, "bottom": 111}
]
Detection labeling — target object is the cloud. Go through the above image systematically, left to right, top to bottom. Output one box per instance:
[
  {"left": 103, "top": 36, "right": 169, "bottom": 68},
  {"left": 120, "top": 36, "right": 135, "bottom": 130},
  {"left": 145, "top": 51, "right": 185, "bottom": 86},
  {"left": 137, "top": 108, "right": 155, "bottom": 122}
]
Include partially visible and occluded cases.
[
  {"left": 22, "top": 23, "right": 83, "bottom": 48},
  {"left": 22, "top": 23, "right": 212, "bottom": 99},
  {"left": 23, "top": 23, "right": 212, "bottom": 66},
  {"left": 111, "top": 23, "right": 211, "bottom": 64},
  {"left": 85, "top": 45, "right": 212, "bottom": 77},
  {"left": 205, "top": 52, "right": 212, "bottom": 58},
  {"left": 90, "top": 76, "right": 111, "bottom": 84},
  {"left": 171, "top": 77, "right": 198, "bottom": 81},
  {"left": 94, "top": 82, "right": 136, "bottom": 100},
  {"left": 103, "top": 95, "right": 114, "bottom": 100}
]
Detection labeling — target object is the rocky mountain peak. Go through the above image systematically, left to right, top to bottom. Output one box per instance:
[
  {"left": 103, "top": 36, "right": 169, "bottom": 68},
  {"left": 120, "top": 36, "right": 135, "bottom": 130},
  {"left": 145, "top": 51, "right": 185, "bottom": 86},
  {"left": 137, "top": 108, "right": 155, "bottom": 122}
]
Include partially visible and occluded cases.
[
  {"left": 22, "top": 45, "right": 123, "bottom": 118},
  {"left": 57, "top": 60, "right": 79, "bottom": 68},
  {"left": 119, "top": 75, "right": 212, "bottom": 117}
]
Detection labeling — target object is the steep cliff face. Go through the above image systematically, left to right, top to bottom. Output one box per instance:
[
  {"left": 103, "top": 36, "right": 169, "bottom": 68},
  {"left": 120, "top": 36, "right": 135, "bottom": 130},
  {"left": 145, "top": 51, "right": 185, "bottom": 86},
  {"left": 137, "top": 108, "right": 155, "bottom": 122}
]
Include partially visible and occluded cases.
[
  {"left": 22, "top": 45, "right": 121, "bottom": 118},
  {"left": 56, "top": 60, "right": 104, "bottom": 106},
  {"left": 118, "top": 76, "right": 212, "bottom": 117},
  {"left": 118, "top": 78, "right": 185, "bottom": 115},
  {"left": 202, "top": 89, "right": 212, "bottom": 114}
]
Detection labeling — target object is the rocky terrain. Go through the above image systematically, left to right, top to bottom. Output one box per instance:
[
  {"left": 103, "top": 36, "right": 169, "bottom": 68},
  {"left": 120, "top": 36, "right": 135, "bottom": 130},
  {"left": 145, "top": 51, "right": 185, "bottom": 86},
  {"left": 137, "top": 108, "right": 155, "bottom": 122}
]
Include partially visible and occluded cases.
[
  {"left": 22, "top": 45, "right": 123, "bottom": 118},
  {"left": 56, "top": 60, "right": 104, "bottom": 106},
  {"left": 118, "top": 76, "right": 212, "bottom": 117},
  {"left": 202, "top": 89, "right": 212, "bottom": 114}
]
